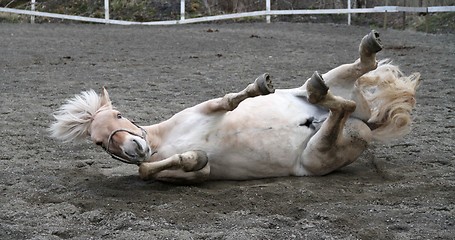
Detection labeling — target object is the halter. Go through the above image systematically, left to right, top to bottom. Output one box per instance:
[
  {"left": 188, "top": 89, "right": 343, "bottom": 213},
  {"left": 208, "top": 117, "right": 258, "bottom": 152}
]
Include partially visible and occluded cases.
[{"left": 104, "top": 121, "right": 150, "bottom": 165}]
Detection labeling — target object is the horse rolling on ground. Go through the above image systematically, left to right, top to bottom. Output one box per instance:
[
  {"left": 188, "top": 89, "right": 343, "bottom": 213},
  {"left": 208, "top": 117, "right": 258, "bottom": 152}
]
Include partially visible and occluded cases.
[{"left": 50, "top": 30, "right": 421, "bottom": 183}]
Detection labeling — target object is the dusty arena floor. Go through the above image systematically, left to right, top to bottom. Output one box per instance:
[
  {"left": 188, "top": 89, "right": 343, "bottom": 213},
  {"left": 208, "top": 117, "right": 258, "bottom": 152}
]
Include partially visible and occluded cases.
[{"left": 0, "top": 22, "right": 454, "bottom": 239}]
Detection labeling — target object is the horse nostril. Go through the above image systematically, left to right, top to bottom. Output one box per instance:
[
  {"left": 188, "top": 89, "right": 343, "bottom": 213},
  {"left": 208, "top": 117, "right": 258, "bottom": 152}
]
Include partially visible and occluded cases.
[{"left": 133, "top": 139, "right": 143, "bottom": 151}]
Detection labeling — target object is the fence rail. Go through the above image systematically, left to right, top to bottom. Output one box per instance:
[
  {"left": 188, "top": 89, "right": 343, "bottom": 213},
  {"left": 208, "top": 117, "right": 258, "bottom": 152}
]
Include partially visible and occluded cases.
[{"left": 1, "top": 0, "right": 454, "bottom": 26}]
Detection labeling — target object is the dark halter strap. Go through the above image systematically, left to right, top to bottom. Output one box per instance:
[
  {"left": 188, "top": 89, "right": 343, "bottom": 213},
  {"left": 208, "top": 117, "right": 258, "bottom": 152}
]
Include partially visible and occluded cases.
[{"left": 105, "top": 121, "right": 149, "bottom": 165}]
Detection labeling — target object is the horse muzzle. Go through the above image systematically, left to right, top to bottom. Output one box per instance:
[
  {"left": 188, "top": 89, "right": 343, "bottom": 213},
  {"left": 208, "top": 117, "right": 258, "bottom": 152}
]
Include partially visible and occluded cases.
[
  {"left": 105, "top": 127, "right": 155, "bottom": 165},
  {"left": 115, "top": 136, "right": 154, "bottom": 164}
]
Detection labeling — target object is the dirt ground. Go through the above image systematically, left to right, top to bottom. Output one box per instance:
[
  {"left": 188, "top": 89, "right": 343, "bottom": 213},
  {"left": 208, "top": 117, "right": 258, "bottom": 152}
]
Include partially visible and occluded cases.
[{"left": 0, "top": 22, "right": 453, "bottom": 239}]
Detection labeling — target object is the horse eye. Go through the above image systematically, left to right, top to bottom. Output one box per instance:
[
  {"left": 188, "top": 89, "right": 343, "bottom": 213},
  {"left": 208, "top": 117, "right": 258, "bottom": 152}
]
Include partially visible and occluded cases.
[{"left": 117, "top": 113, "right": 122, "bottom": 119}]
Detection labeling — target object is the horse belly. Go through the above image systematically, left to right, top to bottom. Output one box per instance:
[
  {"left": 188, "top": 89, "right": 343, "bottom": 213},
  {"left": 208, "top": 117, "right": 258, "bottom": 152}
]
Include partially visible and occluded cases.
[
  {"left": 161, "top": 93, "right": 324, "bottom": 180},
  {"left": 209, "top": 94, "right": 324, "bottom": 179}
]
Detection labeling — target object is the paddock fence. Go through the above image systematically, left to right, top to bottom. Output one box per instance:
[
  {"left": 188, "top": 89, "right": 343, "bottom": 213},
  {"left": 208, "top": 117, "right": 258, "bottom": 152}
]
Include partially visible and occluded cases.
[{"left": 1, "top": 0, "right": 454, "bottom": 26}]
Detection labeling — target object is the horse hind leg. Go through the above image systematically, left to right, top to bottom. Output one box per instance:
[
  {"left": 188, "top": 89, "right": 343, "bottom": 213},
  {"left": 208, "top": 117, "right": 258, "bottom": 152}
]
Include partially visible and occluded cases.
[
  {"left": 322, "top": 30, "right": 383, "bottom": 87},
  {"left": 352, "top": 30, "right": 383, "bottom": 76},
  {"left": 356, "top": 30, "right": 383, "bottom": 73},
  {"left": 359, "top": 30, "right": 382, "bottom": 67},
  {"left": 205, "top": 73, "right": 275, "bottom": 113},
  {"left": 299, "top": 73, "right": 372, "bottom": 175},
  {"left": 300, "top": 116, "right": 372, "bottom": 176}
]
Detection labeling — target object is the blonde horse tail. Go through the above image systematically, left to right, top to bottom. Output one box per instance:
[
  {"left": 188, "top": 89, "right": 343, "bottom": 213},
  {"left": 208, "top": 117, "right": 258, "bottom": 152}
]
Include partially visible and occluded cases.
[{"left": 357, "top": 61, "right": 421, "bottom": 142}]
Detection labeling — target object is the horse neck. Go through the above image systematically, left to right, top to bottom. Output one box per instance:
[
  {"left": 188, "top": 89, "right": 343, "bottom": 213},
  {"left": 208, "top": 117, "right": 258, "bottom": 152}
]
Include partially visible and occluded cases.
[{"left": 143, "top": 122, "right": 169, "bottom": 150}]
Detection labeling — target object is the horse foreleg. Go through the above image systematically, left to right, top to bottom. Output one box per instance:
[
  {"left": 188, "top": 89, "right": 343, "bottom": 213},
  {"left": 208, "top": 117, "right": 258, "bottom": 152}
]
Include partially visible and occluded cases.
[
  {"left": 203, "top": 73, "right": 275, "bottom": 113},
  {"left": 300, "top": 73, "right": 372, "bottom": 175},
  {"left": 138, "top": 150, "right": 209, "bottom": 182},
  {"left": 150, "top": 163, "right": 210, "bottom": 183}
]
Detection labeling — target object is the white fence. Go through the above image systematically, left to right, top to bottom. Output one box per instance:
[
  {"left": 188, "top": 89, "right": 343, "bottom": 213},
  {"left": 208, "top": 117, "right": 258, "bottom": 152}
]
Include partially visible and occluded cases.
[{"left": 1, "top": 0, "right": 454, "bottom": 26}]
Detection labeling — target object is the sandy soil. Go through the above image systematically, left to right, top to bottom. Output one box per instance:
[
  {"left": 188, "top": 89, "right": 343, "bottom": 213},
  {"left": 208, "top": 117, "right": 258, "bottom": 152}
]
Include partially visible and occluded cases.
[{"left": 0, "top": 22, "right": 454, "bottom": 239}]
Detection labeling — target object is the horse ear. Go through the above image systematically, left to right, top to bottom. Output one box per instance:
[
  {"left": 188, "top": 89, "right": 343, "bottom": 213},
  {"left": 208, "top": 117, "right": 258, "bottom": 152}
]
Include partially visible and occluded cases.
[{"left": 100, "top": 87, "right": 112, "bottom": 108}]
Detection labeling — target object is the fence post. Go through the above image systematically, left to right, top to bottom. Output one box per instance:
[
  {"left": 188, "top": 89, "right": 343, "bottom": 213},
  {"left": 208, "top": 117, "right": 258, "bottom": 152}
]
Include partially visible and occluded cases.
[
  {"left": 31, "top": 0, "right": 35, "bottom": 24},
  {"left": 104, "top": 0, "right": 109, "bottom": 23},
  {"left": 180, "top": 0, "right": 185, "bottom": 21},
  {"left": 266, "top": 0, "right": 271, "bottom": 23},
  {"left": 347, "top": 0, "right": 351, "bottom": 25},
  {"left": 383, "top": 0, "right": 389, "bottom": 29},
  {"left": 402, "top": 0, "right": 407, "bottom": 30},
  {"left": 425, "top": 0, "right": 429, "bottom": 33}
]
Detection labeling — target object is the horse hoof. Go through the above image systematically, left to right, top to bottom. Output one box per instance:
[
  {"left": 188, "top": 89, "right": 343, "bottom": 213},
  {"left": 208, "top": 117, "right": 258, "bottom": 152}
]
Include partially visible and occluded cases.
[
  {"left": 361, "top": 30, "right": 383, "bottom": 55},
  {"left": 306, "top": 71, "right": 328, "bottom": 104},
  {"left": 255, "top": 73, "right": 275, "bottom": 95},
  {"left": 181, "top": 150, "right": 208, "bottom": 172},
  {"left": 191, "top": 150, "right": 209, "bottom": 171}
]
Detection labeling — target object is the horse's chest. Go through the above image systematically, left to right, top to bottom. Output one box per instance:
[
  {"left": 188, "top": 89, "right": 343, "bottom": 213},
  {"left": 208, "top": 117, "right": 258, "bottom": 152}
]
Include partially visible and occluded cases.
[{"left": 160, "top": 113, "right": 221, "bottom": 153}]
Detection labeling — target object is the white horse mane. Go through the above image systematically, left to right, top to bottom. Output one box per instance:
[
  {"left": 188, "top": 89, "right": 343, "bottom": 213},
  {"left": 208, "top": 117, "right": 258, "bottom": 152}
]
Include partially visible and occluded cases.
[{"left": 49, "top": 90, "right": 107, "bottom": 142}]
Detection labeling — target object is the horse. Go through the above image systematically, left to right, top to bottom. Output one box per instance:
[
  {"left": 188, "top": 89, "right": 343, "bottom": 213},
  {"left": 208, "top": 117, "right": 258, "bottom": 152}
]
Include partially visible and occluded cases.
[{"left": 50, "top": 30, "right": 421, "bottom": 183}]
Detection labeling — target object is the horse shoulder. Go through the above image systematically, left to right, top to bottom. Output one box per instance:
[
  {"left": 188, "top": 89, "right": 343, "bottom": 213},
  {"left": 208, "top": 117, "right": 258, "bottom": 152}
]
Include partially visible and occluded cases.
[{"left": 150, "top": 101, "right": 224, "bottom": 155}]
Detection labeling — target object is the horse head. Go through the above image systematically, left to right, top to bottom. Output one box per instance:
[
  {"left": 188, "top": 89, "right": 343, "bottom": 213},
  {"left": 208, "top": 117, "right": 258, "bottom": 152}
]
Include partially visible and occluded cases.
[{"left": 50, "top": 88, "right": 152, "bottom": 164}]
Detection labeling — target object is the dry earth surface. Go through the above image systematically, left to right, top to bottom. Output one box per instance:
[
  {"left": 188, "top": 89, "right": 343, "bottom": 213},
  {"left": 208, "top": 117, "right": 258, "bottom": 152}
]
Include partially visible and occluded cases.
[{"left": 0, "top": 22, "right": 454, "bottom": 239}]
